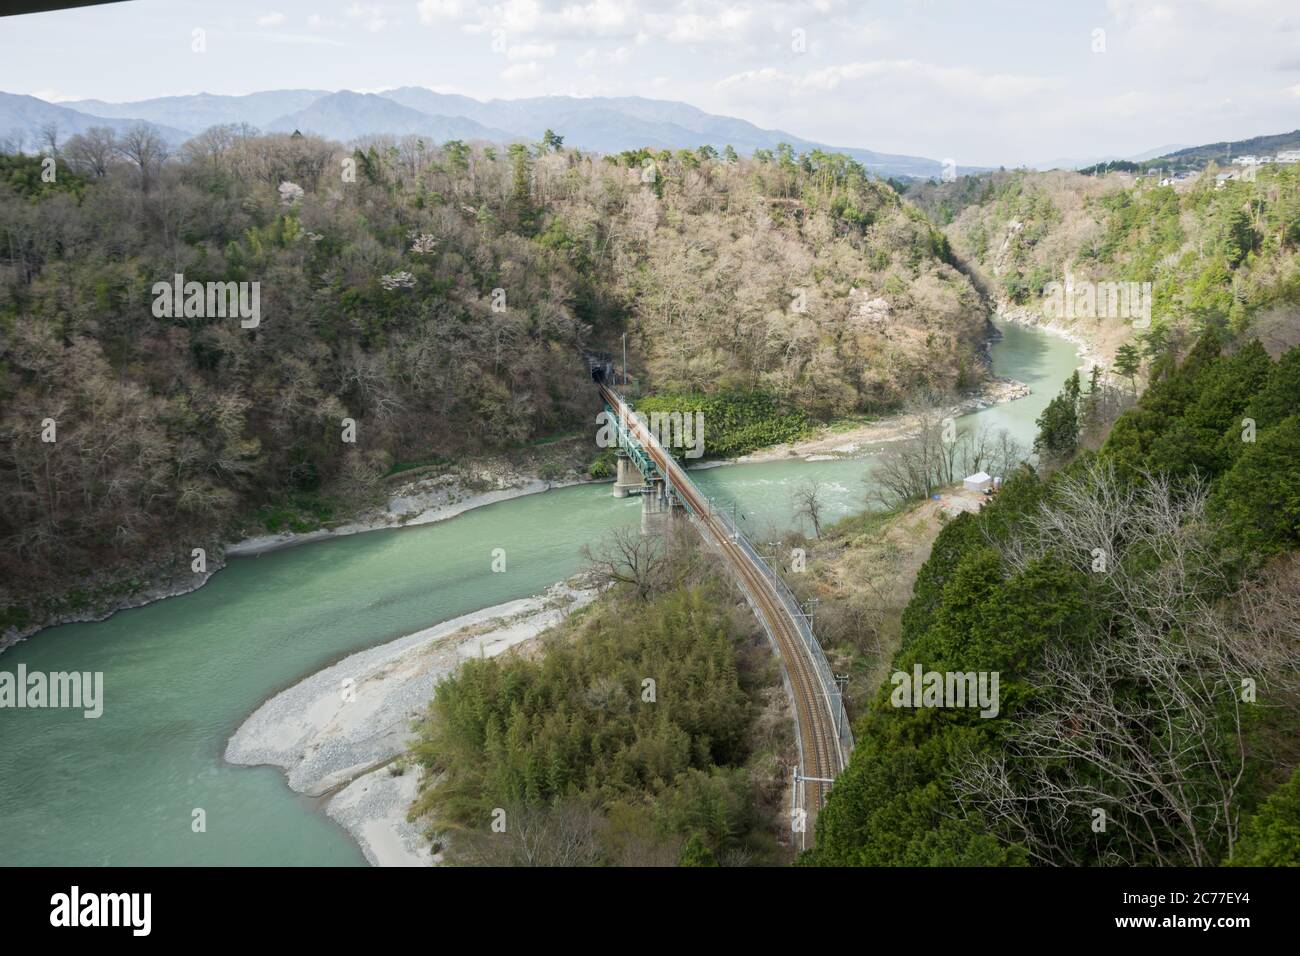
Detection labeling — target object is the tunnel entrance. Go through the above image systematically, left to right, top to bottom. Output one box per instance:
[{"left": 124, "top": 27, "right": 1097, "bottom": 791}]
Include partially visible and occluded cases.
[{"left": 585, "top": 352, "right": 614, "bottom": 384}]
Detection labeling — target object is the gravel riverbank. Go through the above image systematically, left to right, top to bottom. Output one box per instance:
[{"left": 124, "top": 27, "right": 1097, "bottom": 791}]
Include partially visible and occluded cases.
[{"left": 224, "top": 580, "right": 597, "bottom": 866}]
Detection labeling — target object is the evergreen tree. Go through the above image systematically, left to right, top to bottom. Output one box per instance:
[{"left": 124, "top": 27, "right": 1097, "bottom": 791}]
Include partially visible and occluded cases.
[
  {"left": 540, "top": 129, "right": 564, "bottom": 153},
  {"left": 507, "top": 142, "right": 535, "bottom": 232},
  {"left": 1113, "top": 342, "right": 1141, "bottom": 395},
  {"left": 1034, "top": 374, "right": 1080, "bottom": 459},
  {"left": 1211, "top": 414, "right": 1300, "bottom": 554},
  {"left": 1231, "top": 768, "right": 1300, "bottom": 866},
  {"left": 679, "top": 832, "right": 719, "bottom": 867}
]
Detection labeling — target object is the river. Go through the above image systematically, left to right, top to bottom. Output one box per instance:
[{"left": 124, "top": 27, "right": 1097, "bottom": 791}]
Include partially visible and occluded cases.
[{"left": 0, "top": 320, "right": 1081, "bottom": 865}]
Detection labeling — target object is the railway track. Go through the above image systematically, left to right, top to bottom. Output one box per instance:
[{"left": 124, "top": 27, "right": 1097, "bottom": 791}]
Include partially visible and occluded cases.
[{"left": 599, "top": 385, "right": 844, "bottom": 843}]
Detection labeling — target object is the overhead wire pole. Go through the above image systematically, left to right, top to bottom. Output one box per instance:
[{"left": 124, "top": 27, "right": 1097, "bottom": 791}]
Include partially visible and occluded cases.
[
  {"left": 801, "top": 597, "right": 819, "bottom": 630},
  {"left": 833, "top": 673, "right": 849, "bottom": 737},
  {"left": 792, "top": 766, "right": 836, "bottom": 852}
]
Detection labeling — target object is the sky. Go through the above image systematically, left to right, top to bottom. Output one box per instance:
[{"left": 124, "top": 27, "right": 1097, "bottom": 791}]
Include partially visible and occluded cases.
[{"left": 2, "top": 0, "right": 1299, "bottom": 167}]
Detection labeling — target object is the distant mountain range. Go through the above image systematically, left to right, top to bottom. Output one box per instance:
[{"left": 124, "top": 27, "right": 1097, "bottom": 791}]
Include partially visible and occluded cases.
[
  {"left": 0, "top": 87, "right": 958, "bottom": 178},
  {"left": 0, "top": 92, "right": 191, "bottom": 146},
  {"left": 1152, "top": 129, "right": 1300, "bottom": 167},
  {"left": 1034, "top": 130, "right": 1300, "bottom": 173},
  {"left": 1031, "top": 144, "right": 1191, "bottom": 172}
]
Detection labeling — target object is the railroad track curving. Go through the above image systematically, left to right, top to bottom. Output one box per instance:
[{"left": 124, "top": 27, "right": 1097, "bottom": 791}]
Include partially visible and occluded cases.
[{"left": 599, "top": 385, "right": 843, "bottom": 840}]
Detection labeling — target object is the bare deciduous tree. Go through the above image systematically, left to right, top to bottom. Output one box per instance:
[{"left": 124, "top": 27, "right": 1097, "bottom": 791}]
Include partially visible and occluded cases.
[
  {"left": 38, "top": 121, "right": 60, "bottom": 157},
  {"left": 116, "top": 123, "right": 170, "bottom": 193},
  {"left": 63, "top": 126, "right": 118, "bottom": 177},
  {"left": 0, "top": 128, "right": 26, "bottom": 154},
  {"left": 871, "top": 401, "right": 1025, "bottom": 506},
  {"left": 955, "top": 461, "right": 1300, "bottom": 866},
  {"left": 792, "top": 478, "right": 825, "bottom": 538},
  {"left": 581, "top": 525, "right": 668, "bottom": 600},
  {"left": 446, "top": 798, "right": 603, "bottom": 867}
]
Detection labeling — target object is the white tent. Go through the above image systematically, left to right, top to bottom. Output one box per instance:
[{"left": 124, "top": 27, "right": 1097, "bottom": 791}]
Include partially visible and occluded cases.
[{"left": 963, "top": 471, "right": 992, "bottom": 492}]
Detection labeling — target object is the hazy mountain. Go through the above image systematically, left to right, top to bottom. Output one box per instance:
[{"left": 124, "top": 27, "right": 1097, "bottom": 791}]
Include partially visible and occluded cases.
[
  {"left": 26, "top": 85, "right": 1297, "bottom": 181},
  {"left": 4, "top": 86, "right": 950, "bottom": 177},
  {"left": 374, "top": 87, "right": 493, "bottom": 125},
  {"left": 380, "top": 87, "right": 949, "bottom": 177},
  {"left": 66, "top": 90, "right": 327, "bottom": 133},
  {"left": 264, "top": 90, "right": 514, "bottom": 142},
  {"left": 0, "top": 92, "right": 188, "bottom": 149},
  {"left": 1154, "top": 129, "right": 1300, "bottom": 165},
  {"left": 1047, "top": 130, "right": 1300, "bottom": 174},
  {"left": 1031, "top": 144, "right": 1191, "bottom": 171},
  {"left": 1127, "top": 144, "right": 1193, "bottom": 162}
]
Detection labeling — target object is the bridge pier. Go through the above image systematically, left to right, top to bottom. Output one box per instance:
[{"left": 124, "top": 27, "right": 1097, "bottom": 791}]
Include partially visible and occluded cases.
[
  {"left": 612, "top": 452, "right": 642, "bottom": 499},
  {"left": 640, "top": 477, "right": 676, "bottom": 536}
]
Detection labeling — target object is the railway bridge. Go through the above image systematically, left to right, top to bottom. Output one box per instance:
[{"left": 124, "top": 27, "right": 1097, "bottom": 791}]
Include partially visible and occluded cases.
[{"left": 593, "top": 371, "right": 853, "bottom": 846}]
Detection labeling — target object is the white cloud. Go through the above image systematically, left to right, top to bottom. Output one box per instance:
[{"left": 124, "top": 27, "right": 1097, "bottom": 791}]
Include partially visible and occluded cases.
[
  {"left": 414, "top": 0, "right": 819, "bottom": 46},
  {"left": 416, "top": 0, "right": 466, "bottom": 23},
  {"left": 499, "top": 0, "right": 543, "bottom": 33},
  {"left": 556, "top": 0, "right": 636, "bottom": 36},
  {"left": 347, "top": 3, "right": 388, "bottom": 32},
  {"left": 661, "top": 6, "right": 752, "bottom": 44},
  {"left": 256, "top": 12, "right": 287, "bottom": 28},
  {"left": 307, "top": 14, "right": 322, "bottom": 29},
  {"left": 253, "top": 31, "right": 348, "bottom": 46},
  {"left": 507, "top": 42, "right": 557, "bottom": 59},
  {"left": 576, "top": 44, "right": 628, "bottom": 67},
  {"left": 501, "top": 60, "right": 543, "bottom": 81},
  {"left": 717, "top": 60, "right": 1055, "bottom": 101}
]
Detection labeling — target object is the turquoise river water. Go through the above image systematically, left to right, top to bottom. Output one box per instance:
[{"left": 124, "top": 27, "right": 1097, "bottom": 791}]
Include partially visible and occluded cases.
[{"left": 0, "top": 321, "right": 1080, "bottom": 865}]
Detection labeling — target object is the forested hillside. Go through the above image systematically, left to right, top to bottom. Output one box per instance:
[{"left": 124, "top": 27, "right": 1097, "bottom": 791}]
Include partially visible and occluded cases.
[
  {"left": 0, "top": 131, "right": 984, "bottom": 633},
  {"left": 908, "top": 164, "right": 1300, "bottom": 363},
  {"left": 811, "top": 331, "right": 1300, "bottom": 866}
]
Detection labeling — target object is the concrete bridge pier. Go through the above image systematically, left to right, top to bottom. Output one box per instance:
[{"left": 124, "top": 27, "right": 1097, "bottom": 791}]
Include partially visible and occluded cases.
[
  {"left": 612, "top": 452, "right": 643, "bottom": 498},
  {"left": 641, "top": 477, "right": 675, "bottom": 536}
]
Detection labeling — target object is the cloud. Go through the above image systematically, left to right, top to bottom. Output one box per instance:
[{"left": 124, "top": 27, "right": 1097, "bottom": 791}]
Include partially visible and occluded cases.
[
  {"left": 415, "top": 0, "right": 784, "bottom": 44},
  {"left": 417, "top": 0, "right": 466, "bottom": 23},
  {"left": 499, "top": 0, "right": 543, "bottom": 33},
  {"left": 555, "top": 0, "right": 637, "bottom": 36},
  {"left": 346, "top": 2, "right": 388, "bottom": 32},
  {"left": 661, "top": 6, "right": 753, "bottom": 44},
  {"left": 256, "top": 12, "right": 287, "bottom": 28},
  {"left": 251, "top": 32, "right": 347, "bottom": 46},
  {"left": 507, "top": 42, "right": 557, "bottom": 59},
  {"left": 576, "top": 44, "right": 629, "bottom": 67},
  {"left": 711, "top": 58, "right": 1070, "bottom": 165},
  {"left": 717, "top": 59, "right": 1055, "bottom": 102},
  {"left": 501, "top": 60, "right": 543, "bottom": 82}
]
